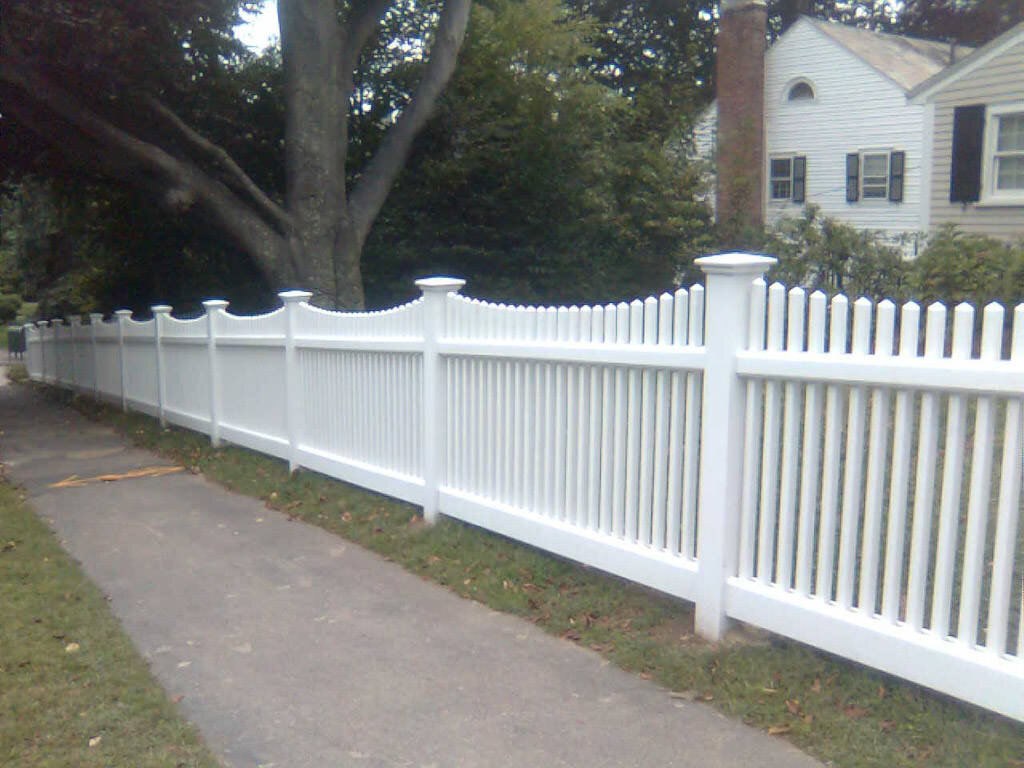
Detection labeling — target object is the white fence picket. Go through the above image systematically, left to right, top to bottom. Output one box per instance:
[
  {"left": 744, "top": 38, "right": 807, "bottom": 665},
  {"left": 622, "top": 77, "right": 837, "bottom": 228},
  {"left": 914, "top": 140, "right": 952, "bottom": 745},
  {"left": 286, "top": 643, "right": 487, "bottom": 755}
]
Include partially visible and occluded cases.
[
  {"left": 859, "top": 300, "right": 895, "bottom": 615},
  {"left": 932, "top": 304, "right": 974, "bottom": 638}
]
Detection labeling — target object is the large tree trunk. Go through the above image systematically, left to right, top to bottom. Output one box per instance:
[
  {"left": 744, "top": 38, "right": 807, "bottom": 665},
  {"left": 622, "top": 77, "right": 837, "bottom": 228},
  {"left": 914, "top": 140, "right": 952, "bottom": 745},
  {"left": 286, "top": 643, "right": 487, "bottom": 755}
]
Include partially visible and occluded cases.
[{"left": 279, "top": 0, "right": 360, "bottom": 308}]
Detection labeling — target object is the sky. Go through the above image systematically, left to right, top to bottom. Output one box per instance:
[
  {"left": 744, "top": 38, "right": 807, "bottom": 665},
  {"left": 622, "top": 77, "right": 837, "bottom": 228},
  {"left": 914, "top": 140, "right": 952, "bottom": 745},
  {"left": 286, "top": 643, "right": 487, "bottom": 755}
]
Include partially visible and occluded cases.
[{"left": 235, "top": 0, "right": 280, "bottom": 50}]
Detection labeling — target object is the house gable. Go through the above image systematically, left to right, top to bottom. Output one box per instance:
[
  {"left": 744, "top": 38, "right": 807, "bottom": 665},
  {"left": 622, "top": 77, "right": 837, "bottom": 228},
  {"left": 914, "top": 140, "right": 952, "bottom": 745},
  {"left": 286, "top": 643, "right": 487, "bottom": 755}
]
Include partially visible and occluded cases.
[
  {"left": 762, "top": 19, "right": 928, "bottom": 238},
  {"left": 922, "top": 31, "right": 1024, "bottom": 240}
]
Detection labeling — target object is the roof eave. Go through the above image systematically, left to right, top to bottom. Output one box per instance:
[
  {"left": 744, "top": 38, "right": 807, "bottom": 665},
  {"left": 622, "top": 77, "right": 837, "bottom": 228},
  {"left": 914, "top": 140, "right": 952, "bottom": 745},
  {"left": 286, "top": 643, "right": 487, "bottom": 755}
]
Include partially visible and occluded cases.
[{"left": 909, "top": 21, "right": 1024, "bottom": 103}]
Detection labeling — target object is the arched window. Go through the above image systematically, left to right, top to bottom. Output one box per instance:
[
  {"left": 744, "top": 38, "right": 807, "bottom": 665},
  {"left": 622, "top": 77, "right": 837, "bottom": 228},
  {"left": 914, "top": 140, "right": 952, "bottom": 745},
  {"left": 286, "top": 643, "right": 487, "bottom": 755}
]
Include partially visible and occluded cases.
[{"left": 788, "top": 81, "right": 815, "bottom": 101}]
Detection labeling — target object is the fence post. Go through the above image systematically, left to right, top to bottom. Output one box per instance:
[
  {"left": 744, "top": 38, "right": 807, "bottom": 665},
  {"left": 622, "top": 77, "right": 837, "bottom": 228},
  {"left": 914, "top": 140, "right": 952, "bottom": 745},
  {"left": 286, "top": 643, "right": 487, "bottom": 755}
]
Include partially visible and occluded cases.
[
  {"left": 694, "top": 252, "right": 775, "bottom": 641},
  {"left": 415, "top": 276, "right": 466, "bottom": 523},
  {"left": 279, "top": 290, "right": 312, "bottom": 473},
  {"left": 203, "top": 299, "right": 229, "bottom": 447},
  {"left": 151, "top": 305, "right": 172, "bottom": 427},
  {"left": 114, "top": 310, "right": 132, "bottom": 411},
  {"left": 89, "top": 313, "right": 103, "bottom": 399},
  {"left": 69, "top": 317, "right": 81, "bottom": 391},
  {"left": 51, "top": 319, "right": 64, "bottom": 386},
  {"left": 36, "top": 321, "right": 49, "bottom": 383}
]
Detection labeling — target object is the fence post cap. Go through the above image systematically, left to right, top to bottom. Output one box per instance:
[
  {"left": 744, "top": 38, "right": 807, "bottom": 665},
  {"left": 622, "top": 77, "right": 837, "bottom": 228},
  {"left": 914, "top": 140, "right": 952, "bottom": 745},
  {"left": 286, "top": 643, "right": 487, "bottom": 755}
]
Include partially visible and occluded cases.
[
  {"left": 694, "top": 252, "right": 777, "bottom": 276},
  {"left": 415, "top": 276, "right": 466, "bottom": 295},
  {"left": 278, "top": 290, "right": 313, "bottom": 304},
  {"left": 202, "top": 299, "right": 229, "bottom": 311},
  {"left": 151, "top": 305, "right": 173, "bottom": 315},
  {"left": 114, "top": 309, "right": 133, "bottom": 318},
  {"left": 89, "top": 313, "right": 104, "bottom": 322},
  {"left": 69, "top": 316, "right": 83, "bottom": 326},
  {"left": 50, "top": 318, "right": 64, "bottom": 326},
  {"left": 37, "top": 320, "right": 50, "bottom": 327},
  {"left": 23, "top": 323, "right": 35, "bottom": 330}
]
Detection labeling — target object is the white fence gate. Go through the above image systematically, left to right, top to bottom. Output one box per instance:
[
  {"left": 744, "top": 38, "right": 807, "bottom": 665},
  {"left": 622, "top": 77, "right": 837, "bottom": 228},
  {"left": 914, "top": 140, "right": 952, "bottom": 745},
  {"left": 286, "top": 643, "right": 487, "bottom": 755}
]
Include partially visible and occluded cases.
[{"left": 24, "top": 253, "right": 1024, "bottom": 722}]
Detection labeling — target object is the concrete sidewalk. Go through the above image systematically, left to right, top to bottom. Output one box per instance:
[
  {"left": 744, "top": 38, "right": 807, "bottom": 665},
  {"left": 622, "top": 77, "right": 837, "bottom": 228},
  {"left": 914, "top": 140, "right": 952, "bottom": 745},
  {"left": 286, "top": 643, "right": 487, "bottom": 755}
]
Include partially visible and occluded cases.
[{"left": 0, "top": 373, "right": 820, "bottom": 768}]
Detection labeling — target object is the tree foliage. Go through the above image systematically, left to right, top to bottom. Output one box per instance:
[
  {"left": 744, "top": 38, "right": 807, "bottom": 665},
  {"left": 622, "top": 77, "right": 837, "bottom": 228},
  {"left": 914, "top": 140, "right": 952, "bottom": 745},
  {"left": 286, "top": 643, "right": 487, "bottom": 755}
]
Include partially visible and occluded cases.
[
  {"left": 1, "top": 0, "right": 473, "bottom": 308},
  {"left": 361, "top": 0, "right": 712, "bottom": 307}
]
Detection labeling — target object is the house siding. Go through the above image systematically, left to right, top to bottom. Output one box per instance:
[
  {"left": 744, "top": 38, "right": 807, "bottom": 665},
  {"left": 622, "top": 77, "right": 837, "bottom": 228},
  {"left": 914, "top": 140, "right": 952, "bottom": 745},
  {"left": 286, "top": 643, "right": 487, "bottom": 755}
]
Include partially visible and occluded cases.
[
  {"left": 764, "top": 21, "right": 927, "bottom": 240},
  {"left": 929, "top": 39, "right": 1024, "bottom": 241}
]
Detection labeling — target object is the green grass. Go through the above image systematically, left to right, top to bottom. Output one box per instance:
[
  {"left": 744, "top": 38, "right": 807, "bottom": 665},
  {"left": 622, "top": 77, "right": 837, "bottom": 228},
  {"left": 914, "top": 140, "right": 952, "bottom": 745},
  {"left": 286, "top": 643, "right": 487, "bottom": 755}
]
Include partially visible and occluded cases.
[
  {"left": 38, "top": 386, "right": 1024, "bottom": 767},
  {"left": 0, "top": 479, "right": 221, "bottom": 767}
]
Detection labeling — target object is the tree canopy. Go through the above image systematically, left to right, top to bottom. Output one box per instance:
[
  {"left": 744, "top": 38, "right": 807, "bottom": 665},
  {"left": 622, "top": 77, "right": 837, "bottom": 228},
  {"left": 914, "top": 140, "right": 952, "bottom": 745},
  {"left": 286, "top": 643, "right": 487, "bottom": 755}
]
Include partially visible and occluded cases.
[
  {"left": 1, "top": 0, "right": 473, "bottom": 308},
  {"left": 2, "top": 0, "right": 1020, "bottom": 314}
]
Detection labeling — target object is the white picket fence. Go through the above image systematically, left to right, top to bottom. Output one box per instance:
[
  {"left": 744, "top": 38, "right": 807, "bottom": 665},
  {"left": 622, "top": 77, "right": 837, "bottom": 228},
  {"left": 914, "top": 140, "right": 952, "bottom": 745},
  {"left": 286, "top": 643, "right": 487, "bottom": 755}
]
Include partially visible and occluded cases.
[{"left": 24, "top": 254, "right": 1024, "bottom": 722}]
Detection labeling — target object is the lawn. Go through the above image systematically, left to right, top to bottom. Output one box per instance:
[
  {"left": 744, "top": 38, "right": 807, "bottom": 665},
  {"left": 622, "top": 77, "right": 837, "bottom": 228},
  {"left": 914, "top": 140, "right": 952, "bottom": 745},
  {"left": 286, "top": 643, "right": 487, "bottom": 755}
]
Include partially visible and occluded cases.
[
  {"left": 38, "top": 385, "right": 1024, "bottom": 767},
  {"left": 0, "top": 478, "right": 221, "bottom": 767}
]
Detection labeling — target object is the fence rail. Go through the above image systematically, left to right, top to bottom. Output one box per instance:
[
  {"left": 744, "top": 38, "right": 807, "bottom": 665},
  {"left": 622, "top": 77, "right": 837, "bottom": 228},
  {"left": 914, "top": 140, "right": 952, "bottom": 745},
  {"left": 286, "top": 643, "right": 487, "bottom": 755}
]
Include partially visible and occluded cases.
[{"left": 24, "top": 253, "right": 1024, "bottom": 723}]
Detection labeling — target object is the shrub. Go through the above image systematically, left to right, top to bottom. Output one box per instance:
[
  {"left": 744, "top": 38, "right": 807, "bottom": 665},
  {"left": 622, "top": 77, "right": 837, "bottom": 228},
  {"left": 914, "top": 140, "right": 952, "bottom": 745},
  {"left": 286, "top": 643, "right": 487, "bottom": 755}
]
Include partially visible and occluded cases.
[
  {"left": 764, "top": 206, "right": 911, "bottom": 302},
  {"left": 910, "top": 225, "right": 1024, "bottom": 310},
  {"left": 0, "top": 293, "right": 21, "bottom": 325}
]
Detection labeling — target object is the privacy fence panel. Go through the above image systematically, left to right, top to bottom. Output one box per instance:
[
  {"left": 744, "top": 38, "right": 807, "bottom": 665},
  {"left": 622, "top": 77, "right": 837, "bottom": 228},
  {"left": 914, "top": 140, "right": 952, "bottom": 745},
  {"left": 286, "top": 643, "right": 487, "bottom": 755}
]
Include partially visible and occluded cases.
[
  {"left": 22, "top": 253, "right": 1024, "bottom": 723},
  {"left": 293, "top": 300, "right": 425, "bottom": 505},
  {"left": 215, "top": 308, "right": 289, "bottom": 459},
  {"left": 161, "top": 314, "right": 212, "bottom": 434},
  {"left": 121, "top": 318, "right": 158, "bottom": 414},
  {"left": 93, "top": 319, "right": 123, "bottom": 401},
  {"left": 71, "top": 321, "right": 95, "bottom": 393}
]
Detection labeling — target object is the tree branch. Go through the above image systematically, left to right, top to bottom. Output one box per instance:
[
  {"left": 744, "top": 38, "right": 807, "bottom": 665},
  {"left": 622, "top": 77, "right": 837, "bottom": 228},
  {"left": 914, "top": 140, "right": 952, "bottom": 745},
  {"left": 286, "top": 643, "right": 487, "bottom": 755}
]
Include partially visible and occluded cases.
[
  {"left": 340, "top": 0, "right": 394, "bottom": 77},
  {"left": 346, "top": 0, "right": 472, "bottom": 248},
  {"left": 0, "top": 56, "right": 294, "bottom": 286},
  {"left": 145, "top": 96, "right": 293, "bottom": 234}
]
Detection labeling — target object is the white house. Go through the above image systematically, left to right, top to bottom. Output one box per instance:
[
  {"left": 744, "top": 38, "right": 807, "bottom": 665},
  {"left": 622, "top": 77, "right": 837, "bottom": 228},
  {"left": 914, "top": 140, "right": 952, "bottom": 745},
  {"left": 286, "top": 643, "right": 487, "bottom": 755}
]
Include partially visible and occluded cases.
[
  {"left": 695, "top": 17, "right": 967, "bottom": 251},
  {"left": 909, "top": 21, "right": 1024, "bottom": 241}
]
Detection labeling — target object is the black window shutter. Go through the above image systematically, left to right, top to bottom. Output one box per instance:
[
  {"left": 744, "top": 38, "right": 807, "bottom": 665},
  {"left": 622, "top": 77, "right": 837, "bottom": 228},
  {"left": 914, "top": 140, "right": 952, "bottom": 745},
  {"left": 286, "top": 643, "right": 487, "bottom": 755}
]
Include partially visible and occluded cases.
[
  {"left": 950, "top": 105, "right": 985, "bottom": 203},
  {"left": 889, "top": 150, "right": 905, "bottom": 202},
  {"left": 846, "top": 153, "right": 860, "bottom": 202},
  {"left": 793, "top": 156, "right": 806, "bottom": 203}
]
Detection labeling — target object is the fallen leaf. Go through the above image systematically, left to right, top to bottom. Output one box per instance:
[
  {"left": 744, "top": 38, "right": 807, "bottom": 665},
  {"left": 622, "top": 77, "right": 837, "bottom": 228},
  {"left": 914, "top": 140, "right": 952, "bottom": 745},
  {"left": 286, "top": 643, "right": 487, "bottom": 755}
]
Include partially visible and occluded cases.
[
  {"left": 341, "top": 511, "right": 352, "bottom": 522},
  {"left": 562, "top": 629, "right": 581, "bottom": 642},
  {"left": 64, "top": 642, "right": 80, "bottom": 653},
  {"left": 638, "top": 672, "right": 651, "bottom": 680},
  {"left": 811, "top": 677, "right": 822, "bottom": 693},
  {"left": 878, "top": 684, "right": 887, "bottom": 700},
  {"left": 670, "top": 690, "right": 698, "bottom": 701},
  {"left": 172, "top": 694, "right": 184, "bottom": 703},
  {"left": 786, "top": 699, "right": 801, "bottom": 716},
  {"left": 843, "top": 705, "right": 868, "bottom": 719},
  {"left": 880, "top": 720, "right": 896, "bottom": 733},
  {"left": 767, "top": 724, "right": 791, "bottom": 736},
  {"left": 88, "top": 736, "right": 101, "bottom": 747}
]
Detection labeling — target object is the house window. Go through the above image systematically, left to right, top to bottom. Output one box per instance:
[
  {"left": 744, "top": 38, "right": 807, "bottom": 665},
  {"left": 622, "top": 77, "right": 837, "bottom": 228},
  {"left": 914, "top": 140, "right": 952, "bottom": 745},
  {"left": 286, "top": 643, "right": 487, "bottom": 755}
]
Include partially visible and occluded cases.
[
  {"left": 788, "top": 81, "right": 815, "bottom": 101},
  {"left": 950, "top": 102, "right": 1024, "bottom": 204},
  {"left": 992, "top": 109, "right": 1024, "bottom": 194},
  {"left": 846, "top": 151, "right": 904, "bottom": 202},
  {"left": 861, "top": 153, "right": 889, "bottom": 198},
  {"left": 770, "top": 155, "right": 806, "bottom": 202}
]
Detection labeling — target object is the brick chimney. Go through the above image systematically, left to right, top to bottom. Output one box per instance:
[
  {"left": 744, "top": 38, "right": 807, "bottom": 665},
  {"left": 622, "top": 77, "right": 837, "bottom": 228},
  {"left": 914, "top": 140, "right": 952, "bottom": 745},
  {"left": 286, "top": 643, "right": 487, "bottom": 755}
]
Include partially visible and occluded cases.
[{"left": 716, "top": 0, "right": 767, "bottom": 235}]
